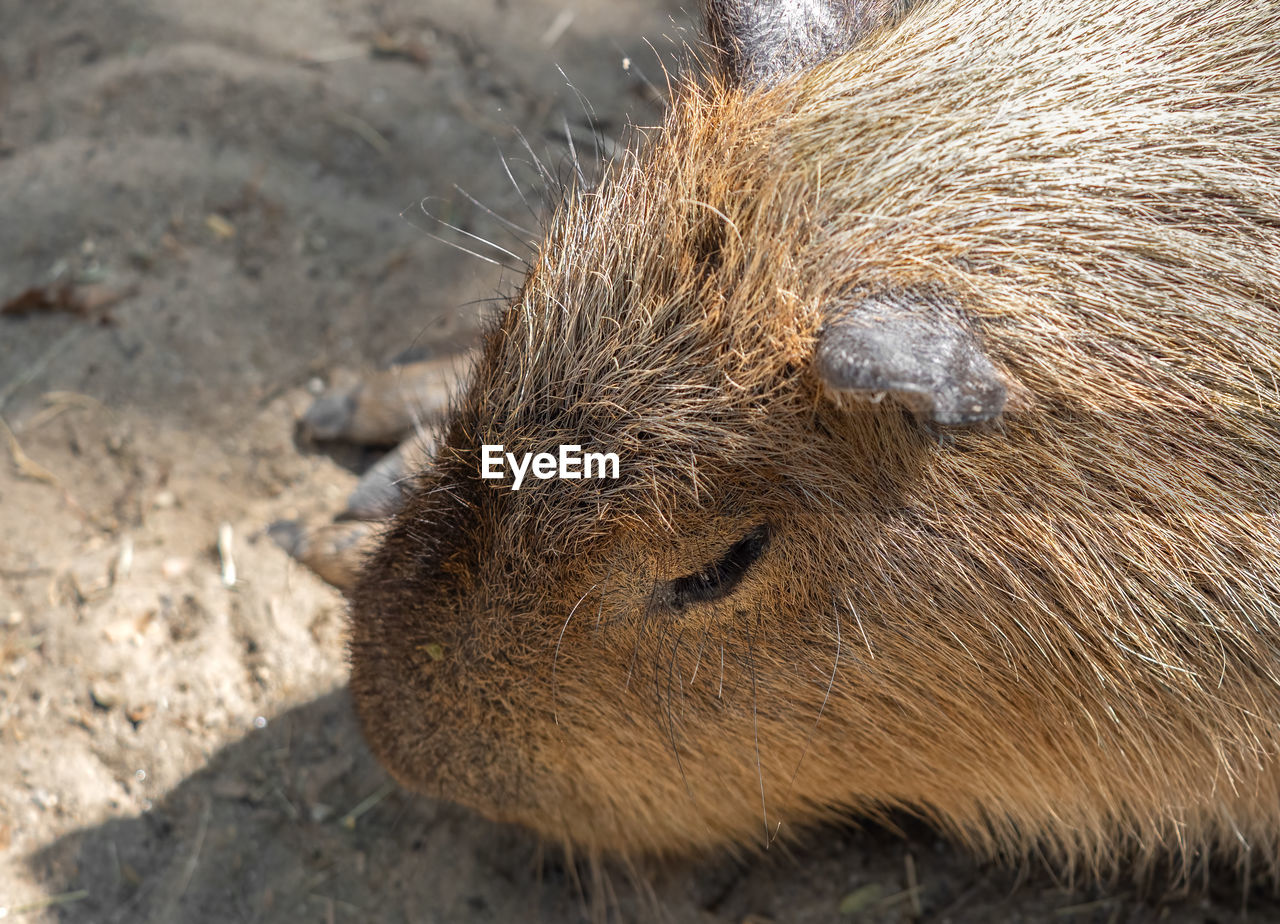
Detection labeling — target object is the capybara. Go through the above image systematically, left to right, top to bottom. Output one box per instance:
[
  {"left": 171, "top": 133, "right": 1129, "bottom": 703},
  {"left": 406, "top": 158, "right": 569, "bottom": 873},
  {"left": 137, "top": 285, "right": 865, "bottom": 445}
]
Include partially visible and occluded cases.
[{"left": 316, "top": 0, "right": 1280, "bottom": 877}]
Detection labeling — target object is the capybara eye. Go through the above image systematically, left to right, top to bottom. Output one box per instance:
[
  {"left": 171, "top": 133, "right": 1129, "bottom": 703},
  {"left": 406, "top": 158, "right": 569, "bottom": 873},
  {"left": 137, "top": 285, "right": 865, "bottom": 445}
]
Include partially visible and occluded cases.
[{"left": 661, "top": 523, "right": 771, "bottom": 611}]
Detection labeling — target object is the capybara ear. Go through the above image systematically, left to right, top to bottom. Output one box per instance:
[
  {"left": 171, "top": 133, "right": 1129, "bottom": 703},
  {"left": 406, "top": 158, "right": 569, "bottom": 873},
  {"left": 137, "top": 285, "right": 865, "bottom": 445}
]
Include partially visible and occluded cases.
[
  {"left": 703, "top": 0, "right": 915, "bottom": 86},
  {"left": 815, "top": 291, "right": 1008, "bottom": 425}
]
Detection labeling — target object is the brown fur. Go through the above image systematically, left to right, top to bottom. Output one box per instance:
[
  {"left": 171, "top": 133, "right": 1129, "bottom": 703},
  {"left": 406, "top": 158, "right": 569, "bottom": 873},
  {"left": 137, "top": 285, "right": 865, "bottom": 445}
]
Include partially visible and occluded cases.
[{"left": 347, "top": 0, "right": 1280, "bottom": 878}]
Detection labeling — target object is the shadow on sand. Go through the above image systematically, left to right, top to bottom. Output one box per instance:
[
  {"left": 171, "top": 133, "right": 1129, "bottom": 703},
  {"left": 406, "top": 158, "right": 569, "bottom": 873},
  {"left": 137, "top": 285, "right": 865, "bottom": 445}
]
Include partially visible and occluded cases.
[{"left": 27, "top": 690, "right": 595, "bottom": 924}]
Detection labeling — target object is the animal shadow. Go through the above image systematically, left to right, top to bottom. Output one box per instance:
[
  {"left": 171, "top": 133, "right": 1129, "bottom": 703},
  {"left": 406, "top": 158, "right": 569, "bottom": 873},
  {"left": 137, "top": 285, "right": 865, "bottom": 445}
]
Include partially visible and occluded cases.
[{"left": 26, "top": 689, "right": 1265, "bottom": 924}]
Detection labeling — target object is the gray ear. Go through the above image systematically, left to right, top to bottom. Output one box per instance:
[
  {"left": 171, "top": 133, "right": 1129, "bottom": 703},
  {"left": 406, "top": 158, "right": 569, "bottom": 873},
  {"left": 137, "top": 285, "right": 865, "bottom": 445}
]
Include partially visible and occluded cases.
[
  {"left": 704, "top": 0, "right": 917, "bottom": 86},
  {"left": 815, "top": 292, "right": 1008, "bottom": 426}
]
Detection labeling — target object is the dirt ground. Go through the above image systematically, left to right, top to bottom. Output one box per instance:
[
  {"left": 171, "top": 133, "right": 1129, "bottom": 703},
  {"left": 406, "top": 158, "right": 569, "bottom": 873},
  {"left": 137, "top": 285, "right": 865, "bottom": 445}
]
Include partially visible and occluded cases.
[{"left": 0, "top": 1, "right": 1274, "bottom": 922}]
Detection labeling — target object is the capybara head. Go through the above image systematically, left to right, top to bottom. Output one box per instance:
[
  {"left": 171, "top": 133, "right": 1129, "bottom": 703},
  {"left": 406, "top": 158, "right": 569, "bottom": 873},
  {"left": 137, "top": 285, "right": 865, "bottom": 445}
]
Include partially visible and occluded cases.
[{"left": 348, "top": 0, "right": 1280, "bottom": 873}]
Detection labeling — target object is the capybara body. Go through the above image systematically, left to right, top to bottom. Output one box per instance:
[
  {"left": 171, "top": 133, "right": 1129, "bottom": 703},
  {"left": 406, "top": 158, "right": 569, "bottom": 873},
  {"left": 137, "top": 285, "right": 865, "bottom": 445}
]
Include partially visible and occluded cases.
[{"left": 347, "top": 0, "right": 1280, "bottom": 875}]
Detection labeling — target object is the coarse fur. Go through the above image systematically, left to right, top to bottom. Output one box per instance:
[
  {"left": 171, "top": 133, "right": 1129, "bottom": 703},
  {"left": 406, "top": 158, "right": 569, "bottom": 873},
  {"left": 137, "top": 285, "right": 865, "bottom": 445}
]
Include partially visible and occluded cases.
[{"left": 348, "top": 0, "right": 1280, "bottom": 882}]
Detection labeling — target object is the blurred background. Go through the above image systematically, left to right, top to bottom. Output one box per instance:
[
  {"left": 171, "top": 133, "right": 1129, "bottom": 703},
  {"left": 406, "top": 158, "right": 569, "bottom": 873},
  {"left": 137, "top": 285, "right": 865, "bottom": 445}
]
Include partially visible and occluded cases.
[{"left": 0, "top": 1, "right": 1261, "bottom": 921}]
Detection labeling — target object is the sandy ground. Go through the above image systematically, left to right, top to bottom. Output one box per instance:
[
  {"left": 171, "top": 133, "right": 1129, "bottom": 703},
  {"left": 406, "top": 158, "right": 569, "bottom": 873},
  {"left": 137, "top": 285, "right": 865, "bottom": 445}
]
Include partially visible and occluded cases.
[{"left": 0, "top": 1, "right": 1275, "bottom": 921}]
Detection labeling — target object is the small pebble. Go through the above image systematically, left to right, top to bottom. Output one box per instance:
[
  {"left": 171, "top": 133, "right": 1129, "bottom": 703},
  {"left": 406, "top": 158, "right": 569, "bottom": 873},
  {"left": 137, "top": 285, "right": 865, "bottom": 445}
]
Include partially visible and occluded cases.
[
  {"left": 115, "top": 538, "right": 134, "bottom": 581},
  {"left": 103, "top": 619, "right": 139, "bottom": 644},
  {"left": 90, "top": 681, "right": 120, "bottom": 710},
  {"left": 30, "top": 788, "right": 57, "bottom": 810}
]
